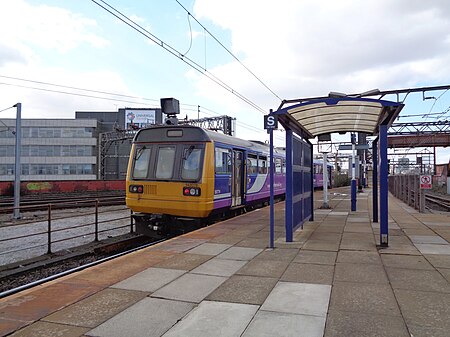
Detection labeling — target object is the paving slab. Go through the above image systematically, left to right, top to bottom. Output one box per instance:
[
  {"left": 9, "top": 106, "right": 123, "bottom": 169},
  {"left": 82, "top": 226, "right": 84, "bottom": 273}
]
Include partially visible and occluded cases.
[
  {"left": 309, "top": 232, "right": 342, "bottom": 242},
  {"left": 208, "top": 234, "right": 244, "bottom": 245},
  {"left": 410, "top": 235, "right": 449, "bottom": 244},
  {"left": 149, "top": 237, "right": 206, "bottom": 253},
  {"left": 236, "top": 237, "right": 271, "bottom": 248},
  {"left": 302, "top": 240, "right": 340, "bottom": 251},
  {"left": 186, "top": 243, "right": 231, "bottom": 255},
  {"left": 414, "top": 243, "right": 450, "bottom": 255},
  {"left": 377, "top": 244, "right": 421, "bottom": 255},
  {"left": 216, "top": 246, "right": 263, "bottom": 261},
  {"left": 252, "top": 247, "right": 298, "bottom": 262},
  {"left": 293, "top": 250, "right": 337, "bottom": 265},
  {"left": 336, "top": 250, "right": 381, "bottom": 264},
  {"left": 153, "top": 253, "right": 212, "bottom": 270},
  {"left": 380, "top": 254, "right": 434, "bottom": 270},
  {"left": 424, "top": 254, "right": 450, "bottom": 268},
  {"left": 191, "top": 257, "right": 247, "bottom": 277},
  {"left": 236, "top": 258, "right": 290, "bottom": 278},
  {"left": 281, "top": 263, "right": 334, "bottom": 284},
  {"left": 334, "top": 263, "right": 388, "bottom": 284},
  {"left": 111, "top": 267, "right": 186, "bottom": 292},
  {"left": 385, "top": 267, "right": 450, "bottom": 293},
  {"left": 438, "top": 267, "right": 450, "bottom": 282},
  {"left": 151, "top": 273, "right": 226, "bottom": 303},
  {"left": 206, "top": 275, "right": 278, "bottom": 305},
  {"left": 0, "top": 279, "right": 102, "bottom": 322},
  {"left": 261, "top": 282, "right": 331, "bottom": 317},
  {"left": 329, "top": 282, "right": 401, "bottom": 316},
  {"left": 43, "top": 288, "right": 147, "bottom": 328},
  {"left": 394, "top": 289, "right": 450, "bottom": 330},
  {"left": 87, "top": 298, "right": 195, "bottom": 337},
  {"left": 162, "top": 301, "right": 258, "bottom": 337},
  {"left": 242, "top": 310, "right": 326, "bottom": 337},
  {"left": 324, "top": 310, "right": 409, "bottom": 337},
  {"left": 9, "top": 321, "right": 89, "bottom": 337},
  {"left": 407, "top": 324, "right": 450, "bottom": 337}
]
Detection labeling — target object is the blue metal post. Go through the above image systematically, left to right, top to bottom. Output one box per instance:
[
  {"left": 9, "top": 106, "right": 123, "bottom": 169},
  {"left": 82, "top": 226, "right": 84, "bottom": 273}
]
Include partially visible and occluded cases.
[
  {"left": 379, "top": 125, "right": 388, "bottom": 246},
  {"left": 269, "top": 128, "right": 274, "bottom": 248},
  {"left": 285, "top": 129, "right": 293, "bottom": 242},
  {"left": 351, "top": 133, "right": 357, "bottom": 211},
  {"left": 372, "top": 138, "right": 378, "bottom": 223},
  {"left": 310, "top": 142, "right": 314, "bottom": 221}
]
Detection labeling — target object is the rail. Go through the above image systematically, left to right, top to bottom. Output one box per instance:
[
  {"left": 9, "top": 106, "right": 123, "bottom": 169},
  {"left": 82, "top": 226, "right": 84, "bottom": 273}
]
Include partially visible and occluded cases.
[{"left": 0, "top": 198, "right": 133, "bottom": 267}]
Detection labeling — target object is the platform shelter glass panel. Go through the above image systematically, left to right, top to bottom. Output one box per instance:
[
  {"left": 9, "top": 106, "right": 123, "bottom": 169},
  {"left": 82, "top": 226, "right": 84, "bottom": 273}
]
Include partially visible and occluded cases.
[{"left": 292, "top": 135, "right": 312, "bottom": 231}]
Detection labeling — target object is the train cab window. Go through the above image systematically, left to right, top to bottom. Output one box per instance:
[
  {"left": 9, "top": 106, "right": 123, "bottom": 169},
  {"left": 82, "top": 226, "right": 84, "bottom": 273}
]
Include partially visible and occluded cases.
[
  {"left": 132, "top": 146, "right": 151, "bottom": 179},
  {"left": 155, "top": 146, "right": 176, "bottom": 179},
  {"left": 181, "top": 146, "right": 202, "bottom": 180},
  {"left": 215, "top": 148, "right": 232, "bottom": 174},
  {"left": 247, "top": 154, "right": 258, "bottom": 174},
  {"left": 258, "top": 156, "right": 268, "bottom": 174},
  {"left": 275, "top": 158, "right": 282, "bottom": 174}
]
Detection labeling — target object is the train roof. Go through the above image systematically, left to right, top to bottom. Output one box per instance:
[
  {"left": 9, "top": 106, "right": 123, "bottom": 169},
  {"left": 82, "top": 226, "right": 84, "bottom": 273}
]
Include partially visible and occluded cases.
[{"left": 134, "top": 125, "right": 285, "bottom": 155}]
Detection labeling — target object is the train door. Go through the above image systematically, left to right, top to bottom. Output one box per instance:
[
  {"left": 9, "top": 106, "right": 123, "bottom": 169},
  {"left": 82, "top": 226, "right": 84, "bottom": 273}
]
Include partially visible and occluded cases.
[{"left": 232, "top": 150, "right": 244, "bottom": 207}]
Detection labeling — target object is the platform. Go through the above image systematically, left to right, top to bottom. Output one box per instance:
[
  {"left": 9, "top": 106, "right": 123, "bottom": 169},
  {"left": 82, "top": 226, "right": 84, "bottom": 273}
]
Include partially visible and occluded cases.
[{"left": 1, "top": 187, "right": 449, "bottom": 337}]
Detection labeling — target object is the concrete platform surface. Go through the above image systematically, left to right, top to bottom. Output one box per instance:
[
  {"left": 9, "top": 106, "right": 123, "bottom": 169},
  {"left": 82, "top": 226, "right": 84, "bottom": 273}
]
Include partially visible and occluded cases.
[{"left": 1, "top": 187, "right": 449, "bottom": 337}]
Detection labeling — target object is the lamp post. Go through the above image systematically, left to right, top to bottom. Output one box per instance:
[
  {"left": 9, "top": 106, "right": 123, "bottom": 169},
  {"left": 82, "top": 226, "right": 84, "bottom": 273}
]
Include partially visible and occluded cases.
[{"left": 13, "top": 103, "right": 21, "bottom": 219}]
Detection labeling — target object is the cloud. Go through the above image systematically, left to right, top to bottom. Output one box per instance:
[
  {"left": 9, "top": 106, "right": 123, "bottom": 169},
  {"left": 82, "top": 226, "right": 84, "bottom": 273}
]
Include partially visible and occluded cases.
[
  {"left": 0, "top": 0, "right": 109, "bottom": 60},
  {"left": 192, "top": 0, "right": 450, "bottom": 107},
  {"left": 0, "top": 1, "right": 134, "bottom": 119}
]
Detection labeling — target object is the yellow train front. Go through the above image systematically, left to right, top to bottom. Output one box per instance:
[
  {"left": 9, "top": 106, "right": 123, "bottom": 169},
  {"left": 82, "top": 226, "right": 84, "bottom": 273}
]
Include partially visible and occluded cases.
[{"left": 126, "top": 125, "right": 216, "bottom": 237}]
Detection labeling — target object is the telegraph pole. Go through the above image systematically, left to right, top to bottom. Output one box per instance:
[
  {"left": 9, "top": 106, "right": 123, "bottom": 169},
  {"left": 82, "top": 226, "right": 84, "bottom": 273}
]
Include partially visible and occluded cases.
[{"left": 13, "top": 103, "right": 21, "bottom": 219}]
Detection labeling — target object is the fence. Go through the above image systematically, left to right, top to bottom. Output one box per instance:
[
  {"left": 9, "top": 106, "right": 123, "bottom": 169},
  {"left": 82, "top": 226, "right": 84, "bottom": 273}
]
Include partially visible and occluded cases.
[
  {"left": 388, "top": 174, "right": 425, "bottom": 212},
  {"left": 0, "top": 198, "right": 133, "bottom": 267}
]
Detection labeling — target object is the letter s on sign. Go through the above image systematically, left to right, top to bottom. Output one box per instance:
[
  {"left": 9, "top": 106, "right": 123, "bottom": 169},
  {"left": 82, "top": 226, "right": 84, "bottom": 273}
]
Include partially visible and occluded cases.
[{"left": 264, "top": 115, "right": 278, "bottom": 129}]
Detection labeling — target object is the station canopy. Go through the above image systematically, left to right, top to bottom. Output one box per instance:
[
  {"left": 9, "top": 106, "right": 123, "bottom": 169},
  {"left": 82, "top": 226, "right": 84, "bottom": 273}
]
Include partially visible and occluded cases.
[{"left": 275, "top": 97, "right": 404, "bottom": 138}]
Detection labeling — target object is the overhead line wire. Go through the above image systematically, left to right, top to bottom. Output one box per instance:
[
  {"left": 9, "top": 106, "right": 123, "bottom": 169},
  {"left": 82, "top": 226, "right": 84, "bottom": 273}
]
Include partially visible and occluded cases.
[
  {"left": 91, "top": 0, "right": 267, "bottom": 114},
  {"left": 174, "top": 0, "right": 283, "bottom": 102},
  {"left": 0, "top": 75, "right": 159, "bottom": 103},
  {"left": 0, "top": 82, "right": 157, "bottom": 106}
]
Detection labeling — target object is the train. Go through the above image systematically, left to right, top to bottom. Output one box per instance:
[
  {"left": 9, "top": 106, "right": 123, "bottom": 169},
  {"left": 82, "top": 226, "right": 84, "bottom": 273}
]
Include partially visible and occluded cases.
[
  {"left": 126, "top": 125, "right": 332, "bottom": 238},
  {"left": 313, "top": 159, "right": 334, "bottom": 189}
]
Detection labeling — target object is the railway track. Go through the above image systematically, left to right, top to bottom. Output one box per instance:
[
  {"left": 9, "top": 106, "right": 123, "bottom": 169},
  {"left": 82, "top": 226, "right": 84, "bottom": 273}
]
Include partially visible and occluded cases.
[
  {"left": 0, "top": 192, "right": 125, "bottom": 212},
  {"left": 425, "top": 192, "right": 450, "bottom": 212},
  {"left": 0, "top": 234, "right": 163, "bottom": 297}
]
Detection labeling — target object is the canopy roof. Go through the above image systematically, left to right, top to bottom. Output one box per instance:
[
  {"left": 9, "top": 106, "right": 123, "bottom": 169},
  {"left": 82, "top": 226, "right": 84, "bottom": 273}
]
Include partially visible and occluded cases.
[{"left": 274, "top": 97, "right": 404, "bottom": 138}]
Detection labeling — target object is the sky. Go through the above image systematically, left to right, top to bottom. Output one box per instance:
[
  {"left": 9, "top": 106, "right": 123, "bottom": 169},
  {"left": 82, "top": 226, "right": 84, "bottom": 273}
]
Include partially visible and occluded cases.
[{"left": 1, "top": 0, "right": 450, "bottom": 164}]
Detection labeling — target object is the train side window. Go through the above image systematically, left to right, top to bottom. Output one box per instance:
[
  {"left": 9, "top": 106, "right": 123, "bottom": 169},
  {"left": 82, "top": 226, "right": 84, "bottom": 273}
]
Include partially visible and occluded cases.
[
  {"left": 132, "top": 146, "right": 151, "bottom": 179},
  {"left": 155, "top": 146, "right": 176, "bottom": 179},
  {"left": 182, "top": 146, "right": 202, "bottom": 180},
  {"left": 215, "top": 147, "right": 231, "bottom": 174},
  {"left": 247, "top": 154, "right": 258, "bottom": 174},
  {"left": 258, "top": 156, "right": 267, "bottom": 174},
  {"left": 275, "top": 158, "right": 282, "bottom": 173},
  {"left": 282, "top": 159, "right": 286, "bottom": 173}
]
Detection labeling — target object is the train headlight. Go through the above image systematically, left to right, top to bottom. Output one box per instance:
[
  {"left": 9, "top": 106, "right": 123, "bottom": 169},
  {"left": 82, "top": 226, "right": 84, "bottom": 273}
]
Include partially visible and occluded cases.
[
  {"left": 129, "top": 185, "right": 144, "bottom": 193},
  {"left": 183, "top": 187, "right": 201, "bottom": 196}
]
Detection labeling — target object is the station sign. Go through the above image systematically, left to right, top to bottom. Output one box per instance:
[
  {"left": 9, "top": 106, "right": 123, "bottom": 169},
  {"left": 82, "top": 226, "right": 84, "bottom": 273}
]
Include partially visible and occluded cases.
[
  {"left": 264, "top": 115, "right": 278, "bottom": 130},
  {"left": 338, "top": 144, "right": 370, "bottom": 150},
  {"left": 420, "top": 175, "right": 432, "bottom": 189}
]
